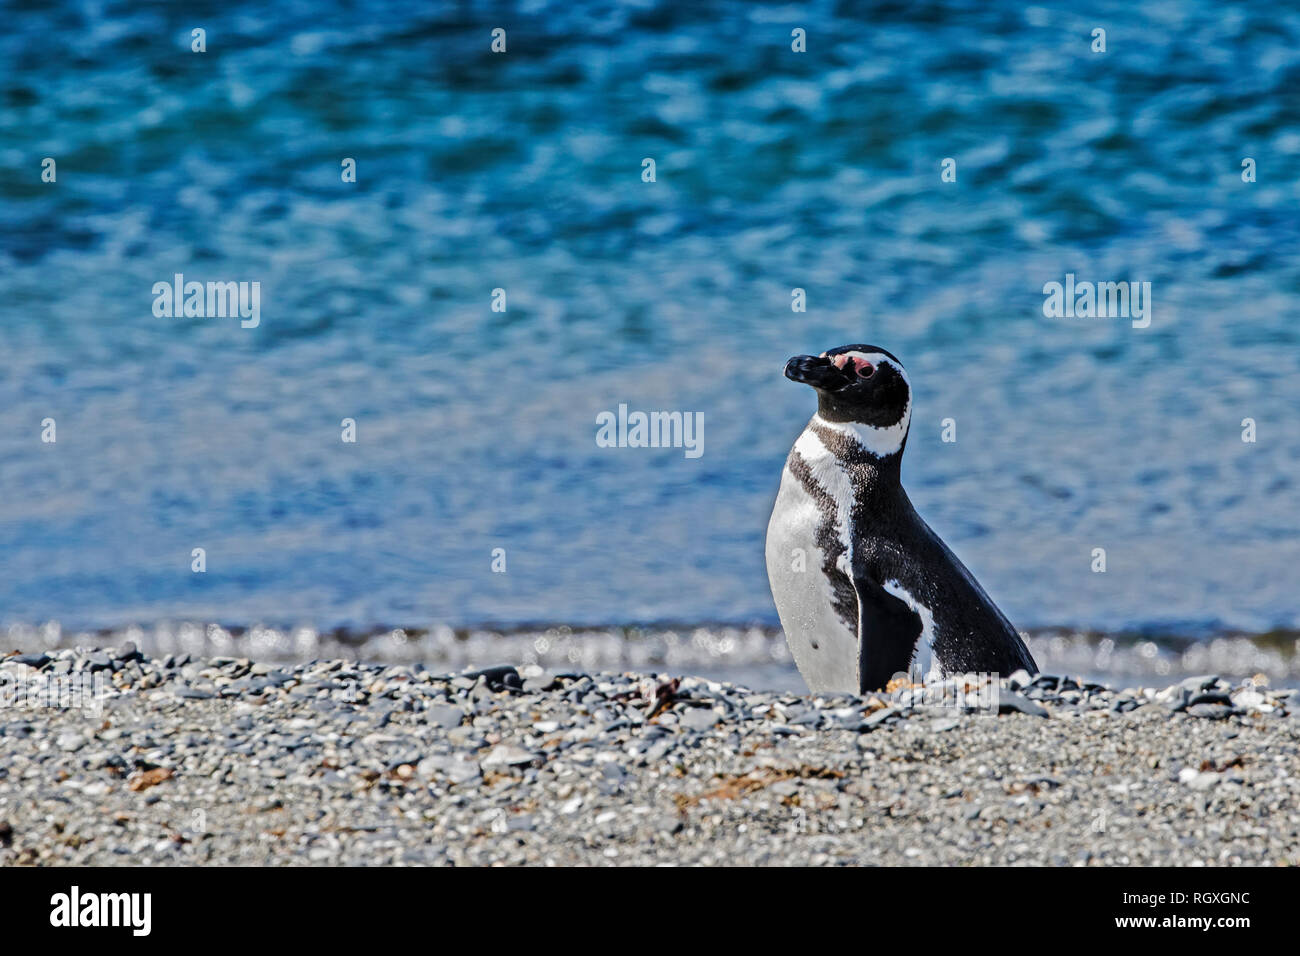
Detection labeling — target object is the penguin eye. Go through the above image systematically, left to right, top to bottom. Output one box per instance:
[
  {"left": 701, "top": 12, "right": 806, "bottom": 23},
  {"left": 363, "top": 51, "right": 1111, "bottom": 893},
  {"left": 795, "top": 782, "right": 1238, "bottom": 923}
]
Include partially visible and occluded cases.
[{"left": 855, "top": 361, "right": 875, "bottom": 378}]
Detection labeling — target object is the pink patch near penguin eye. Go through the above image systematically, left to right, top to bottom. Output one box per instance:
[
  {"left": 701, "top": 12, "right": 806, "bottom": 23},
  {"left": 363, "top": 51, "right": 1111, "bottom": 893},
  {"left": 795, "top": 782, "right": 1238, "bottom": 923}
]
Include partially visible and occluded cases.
[
  {"left": 830, "top": 355, "right": 848, "bottom": 369},
  {"left": 854, "top": 359, "right": 875, "bottom": 377}
]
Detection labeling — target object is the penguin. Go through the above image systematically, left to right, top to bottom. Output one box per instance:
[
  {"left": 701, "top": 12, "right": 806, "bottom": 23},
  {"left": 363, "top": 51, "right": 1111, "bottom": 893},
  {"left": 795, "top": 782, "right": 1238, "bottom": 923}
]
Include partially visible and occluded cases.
[{"left": 765, "top": 344, "right": 1037, "bottom": 694}]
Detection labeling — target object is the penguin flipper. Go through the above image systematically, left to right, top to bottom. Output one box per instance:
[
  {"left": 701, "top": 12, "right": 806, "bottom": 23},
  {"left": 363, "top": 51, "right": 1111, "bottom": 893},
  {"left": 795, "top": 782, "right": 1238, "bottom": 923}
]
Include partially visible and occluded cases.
[{"left": 852, "top": 569, "right": 924, "bottom": 694}]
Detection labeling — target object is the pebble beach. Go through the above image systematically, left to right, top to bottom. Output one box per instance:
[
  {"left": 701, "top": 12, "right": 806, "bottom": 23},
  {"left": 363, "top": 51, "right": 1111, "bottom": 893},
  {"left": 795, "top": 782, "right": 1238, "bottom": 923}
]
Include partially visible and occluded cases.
[{"left": 2, "top": 646, "right": 1299, "bottom": 867}]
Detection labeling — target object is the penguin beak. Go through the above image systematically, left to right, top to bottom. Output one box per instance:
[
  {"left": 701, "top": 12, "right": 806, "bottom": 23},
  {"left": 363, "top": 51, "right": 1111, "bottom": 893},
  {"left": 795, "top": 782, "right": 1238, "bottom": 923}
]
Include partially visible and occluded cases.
[{"left": 785, "top": 354, "right": 849, "bottom": 390}]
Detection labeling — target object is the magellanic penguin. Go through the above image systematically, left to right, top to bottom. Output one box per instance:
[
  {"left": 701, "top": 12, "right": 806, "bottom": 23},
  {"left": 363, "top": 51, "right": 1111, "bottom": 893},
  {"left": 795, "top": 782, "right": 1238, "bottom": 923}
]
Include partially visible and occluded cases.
[{"left": 765, "top": 345, "right": 1037, "bottom": 694}]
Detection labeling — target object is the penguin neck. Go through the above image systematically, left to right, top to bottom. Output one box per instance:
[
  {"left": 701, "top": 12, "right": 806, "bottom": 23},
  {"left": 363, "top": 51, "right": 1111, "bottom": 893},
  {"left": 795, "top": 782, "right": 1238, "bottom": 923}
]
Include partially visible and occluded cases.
[
  {"left": 814, "top": 395, "right": 912, "bottom": 458},
  {"left": 806, "top": 416, "right": 906, "bottom": 501}
]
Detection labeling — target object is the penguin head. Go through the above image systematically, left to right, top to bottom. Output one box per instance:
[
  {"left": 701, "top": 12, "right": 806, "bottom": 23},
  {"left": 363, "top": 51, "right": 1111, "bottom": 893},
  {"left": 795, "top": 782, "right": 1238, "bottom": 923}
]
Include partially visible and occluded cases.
[{"left": 784, "top": 344, "right": 912, "bottom": 447}]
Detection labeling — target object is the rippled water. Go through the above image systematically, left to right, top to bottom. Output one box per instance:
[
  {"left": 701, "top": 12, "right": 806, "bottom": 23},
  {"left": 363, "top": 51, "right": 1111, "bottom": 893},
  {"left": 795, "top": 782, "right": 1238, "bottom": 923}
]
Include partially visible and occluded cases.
[{"left": 2, "top": 2, "right": 1298, "bottom": 644}]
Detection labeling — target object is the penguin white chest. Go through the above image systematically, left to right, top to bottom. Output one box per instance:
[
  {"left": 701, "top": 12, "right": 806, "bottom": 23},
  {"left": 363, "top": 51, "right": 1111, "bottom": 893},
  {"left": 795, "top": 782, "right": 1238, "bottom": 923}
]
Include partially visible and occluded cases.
[{"left": 764, "top": 434, "right": 862, "bottom": 694}]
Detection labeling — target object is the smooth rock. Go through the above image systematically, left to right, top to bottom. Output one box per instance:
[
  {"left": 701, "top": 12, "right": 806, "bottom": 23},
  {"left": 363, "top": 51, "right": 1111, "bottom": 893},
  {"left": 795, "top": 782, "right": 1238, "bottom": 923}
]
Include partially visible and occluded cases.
[
  {"left": 998, "top": 692, "right": 1049, "bottom": 718},
  {"left": 1187, "top": 703, "right": 1235, "bottom": 720},
  {"left": 427, "top": 704, "right": 465, "bottom": 730},
  {"left": 679, "top": 708, "right": 720, "bottom": 732},
  {"left": 56, "top": 732, "right": 86, "bottom": 752},
  {"left": 480, "top": 744, "right": 535, "bottom": 770}
]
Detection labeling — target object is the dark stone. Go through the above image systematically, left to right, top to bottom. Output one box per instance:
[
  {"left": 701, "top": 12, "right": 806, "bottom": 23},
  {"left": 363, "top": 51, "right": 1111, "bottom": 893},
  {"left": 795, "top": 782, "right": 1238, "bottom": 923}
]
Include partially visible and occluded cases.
[
  {"left": 8, "top": 652, "right": 50, "bottom": 669},
  {"left": 461, "top": 665, "right": 522, "bottom": 691},
  {"left": 998, "top": 692, "right": 1049, "bottom": 718},
  {"left": 1021, "top": 775, "right": 1062, "bottom": 789}
]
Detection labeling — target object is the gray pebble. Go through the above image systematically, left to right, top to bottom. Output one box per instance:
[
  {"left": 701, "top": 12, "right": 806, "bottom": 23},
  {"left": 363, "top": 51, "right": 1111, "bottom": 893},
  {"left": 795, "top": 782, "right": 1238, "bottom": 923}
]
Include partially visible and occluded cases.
[
  {"left": 1187, "top": 703, "right": 1235, "bottom": 720},
  {"left": 427, "top": 705, "right": 466, "bottom": 730},
  {"left": 863, "top": 707, "right": 898, "bottom": 727},
  {"left": 679, "top": 708, "right": 720, "bottom": 732},
  {"left": 479, "top": 744, "right": 535, "bottom": 770}
]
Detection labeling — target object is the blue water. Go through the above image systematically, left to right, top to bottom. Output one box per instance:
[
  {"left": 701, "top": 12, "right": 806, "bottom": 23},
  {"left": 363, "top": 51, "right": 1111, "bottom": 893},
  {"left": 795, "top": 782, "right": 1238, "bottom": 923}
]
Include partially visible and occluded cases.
[{"left": 2, "top": 1, "right": 1298, "bottom": 635}]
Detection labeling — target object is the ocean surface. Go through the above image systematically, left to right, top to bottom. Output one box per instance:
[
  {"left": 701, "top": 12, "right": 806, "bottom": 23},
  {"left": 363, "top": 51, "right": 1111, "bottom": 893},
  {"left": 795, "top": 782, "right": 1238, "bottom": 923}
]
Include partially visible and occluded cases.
[{"left": 2, "top": 2, "right": 1298, "bottom": 670}]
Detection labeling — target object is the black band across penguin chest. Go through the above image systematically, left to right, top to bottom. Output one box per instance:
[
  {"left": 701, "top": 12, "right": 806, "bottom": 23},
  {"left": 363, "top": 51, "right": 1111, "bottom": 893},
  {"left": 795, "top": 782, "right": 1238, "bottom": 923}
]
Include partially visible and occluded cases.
[
  {"left": 808, "top": 422, "right": 911, "bottom": 549},
  {"left": 784, "top": 450, "right": 860, "bottom": 640}
]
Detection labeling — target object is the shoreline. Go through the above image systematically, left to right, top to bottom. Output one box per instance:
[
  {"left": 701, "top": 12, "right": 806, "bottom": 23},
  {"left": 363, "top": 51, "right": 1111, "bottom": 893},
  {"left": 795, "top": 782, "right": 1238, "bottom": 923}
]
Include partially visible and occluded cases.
[
  {"left": 5, "top": 622, "right": 1300, "bottom": 692},
  {"left": 2, "top": 646, "right": 1299, "bottom": 865}
]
